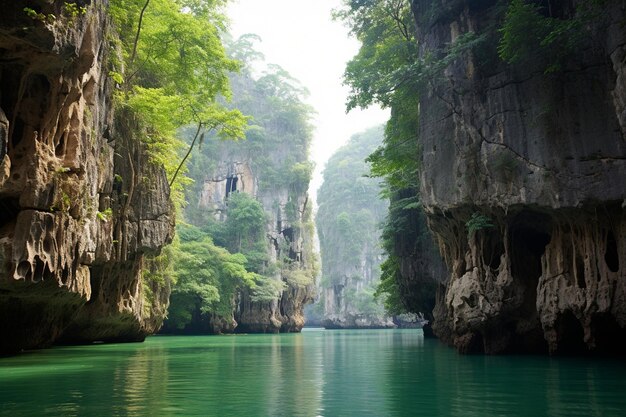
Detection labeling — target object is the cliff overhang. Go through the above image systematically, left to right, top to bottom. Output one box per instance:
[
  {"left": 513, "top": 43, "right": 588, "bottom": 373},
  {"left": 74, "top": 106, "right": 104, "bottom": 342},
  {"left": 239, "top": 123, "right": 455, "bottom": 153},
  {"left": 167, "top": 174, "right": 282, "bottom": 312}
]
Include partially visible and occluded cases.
[{"left": 413, "top": 0, "right": 626, "bottom": 354}]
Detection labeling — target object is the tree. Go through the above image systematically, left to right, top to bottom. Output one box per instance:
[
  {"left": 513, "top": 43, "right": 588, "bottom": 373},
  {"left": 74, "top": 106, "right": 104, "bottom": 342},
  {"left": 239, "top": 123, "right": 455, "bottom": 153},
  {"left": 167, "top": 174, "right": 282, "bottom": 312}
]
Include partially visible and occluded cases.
[
  {"left": 109, "top": 0, "right": 248, "bottom": 209},
  {"left": 334, "top": 0, "right": 422, "bottom": 314},
  {"left": 216, "top": 192, "right": 268, "bottom": 269},
  {"left": 165, "top": 224, "right": 256, "bottom": 330}
]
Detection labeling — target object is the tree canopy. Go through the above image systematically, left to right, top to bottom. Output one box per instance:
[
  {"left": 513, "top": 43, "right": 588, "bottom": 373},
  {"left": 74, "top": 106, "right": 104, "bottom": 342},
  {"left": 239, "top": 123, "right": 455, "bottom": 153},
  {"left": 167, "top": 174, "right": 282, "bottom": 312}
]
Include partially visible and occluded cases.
[{"left": 109, "top": 0, "right": 248, "bottom": 208}]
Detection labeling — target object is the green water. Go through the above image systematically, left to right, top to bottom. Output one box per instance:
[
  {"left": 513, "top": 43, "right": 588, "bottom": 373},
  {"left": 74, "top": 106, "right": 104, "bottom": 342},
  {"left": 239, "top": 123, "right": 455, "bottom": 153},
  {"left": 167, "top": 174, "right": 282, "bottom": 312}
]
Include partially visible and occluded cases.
[{"left": 1, "top": 329, "right": 625, "bottom": 416}]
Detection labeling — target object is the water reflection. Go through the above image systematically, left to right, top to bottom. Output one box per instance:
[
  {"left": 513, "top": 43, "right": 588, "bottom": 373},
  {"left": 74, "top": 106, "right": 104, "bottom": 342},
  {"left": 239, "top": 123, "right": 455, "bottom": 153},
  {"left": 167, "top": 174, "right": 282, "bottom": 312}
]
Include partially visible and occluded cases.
[
  {"left": 1, "top": 330, "right": 625, "bottom": 416},
  {"left": 318, "top": 330, "right": 390, "bottom": 416}
]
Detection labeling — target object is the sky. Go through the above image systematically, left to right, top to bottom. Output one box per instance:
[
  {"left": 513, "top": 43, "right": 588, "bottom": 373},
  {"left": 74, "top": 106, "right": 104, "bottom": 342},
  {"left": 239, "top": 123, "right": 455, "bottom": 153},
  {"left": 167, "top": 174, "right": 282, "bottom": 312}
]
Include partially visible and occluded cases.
[{"left": 226, "top": 0, "right": 390, "bottom": 204}]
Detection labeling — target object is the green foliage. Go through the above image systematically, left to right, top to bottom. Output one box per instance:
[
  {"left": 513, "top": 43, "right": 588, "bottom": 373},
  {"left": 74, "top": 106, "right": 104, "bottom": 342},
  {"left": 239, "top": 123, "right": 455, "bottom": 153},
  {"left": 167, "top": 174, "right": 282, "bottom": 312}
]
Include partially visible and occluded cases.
[
  {"left": 109, "top": 0, "right": 248, "bottom": 212},
  {"left": 335, "top": 0, "right": 419, "bottom": 111},
  {"left": 338, "top": 0, "right": 610, "bottom": 319},
  {"left": 498, "top": 0, "right": 606, "bottom": 73},
  {"left": 106, "top": 1, "right": 253, "bottom": 330},
  {"left": 333, "top": 1, "right": 510, "bottom": 319},
  {"left": 336, "top": 1, "right": 426, "bottom": 316},
  {"left": 64, "top": 2, "right": 87, "bottom": 18},
  {"left": 23, "top": 7, "right": 55, "bottom": 23},
  {"left": 169, "top": 34, "right": 316, "bottom": 326},
  {"left": 183, "top": 36, "right": 314, "bottom": 222},
  {"left": 316, "top": 127, "right": 387, "bottom": 265},
  {"left": 289, "top": 161, "right": 315, "bottom": 192},
  {"left": 374, "top": 188, "right": 441, "bottom": 316},
  {"left": 183, "top": 192, "right": 286, "bottom": 306},
  {"left": 216, "top": 192, "right": 267, "bottom": 260},
  {"left": 96, "top": 208, "right": 113, "bottom": 222},
  {"left": 466, "top": 212, "right": 495, "bottom": 238},
  {"left": 166, "top": 223, "right": 256, "bottom": 329},
  {"left": 142, "top": 240, "right": 177, "bottom": 316},
  {"left": 373, "top": 255, "right": 406, "bottom": 315},
  {"left": 249, "top": 276, "right": 285, "bottom": 303},
  {"left": 344, "top": 283, "right": 386, "bottom": 317}
]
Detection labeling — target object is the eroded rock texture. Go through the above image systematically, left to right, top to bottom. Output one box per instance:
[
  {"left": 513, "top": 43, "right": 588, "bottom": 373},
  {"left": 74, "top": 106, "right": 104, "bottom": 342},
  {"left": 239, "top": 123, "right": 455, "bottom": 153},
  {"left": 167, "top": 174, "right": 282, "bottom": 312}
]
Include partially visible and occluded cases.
[
  {"left": 413, "top": 0, "right": 626, "bottom": 353},
  {"left": 0, "top": 1, "right": 173, "bottom": 354}
]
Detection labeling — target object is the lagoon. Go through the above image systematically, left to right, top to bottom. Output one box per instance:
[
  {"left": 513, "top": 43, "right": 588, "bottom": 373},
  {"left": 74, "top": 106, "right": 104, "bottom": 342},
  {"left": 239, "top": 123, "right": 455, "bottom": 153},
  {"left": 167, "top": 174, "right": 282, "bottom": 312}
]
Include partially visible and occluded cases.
[{"left": 1, "top": 329, "right": 625, "bottom": 416}]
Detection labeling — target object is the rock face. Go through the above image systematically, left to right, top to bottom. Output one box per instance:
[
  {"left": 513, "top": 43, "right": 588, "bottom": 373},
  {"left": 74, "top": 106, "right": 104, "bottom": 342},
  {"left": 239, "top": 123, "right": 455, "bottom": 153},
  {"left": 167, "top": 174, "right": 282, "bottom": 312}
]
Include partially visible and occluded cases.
[
  {"left": 412, "top": 0, "right": 626, "bottom": 353},
  {"left": 0, "top": 1, "right": 173, "bottom": 354},
  {"left": 194, "top": 154, "right": 316, "bottom": 333}
]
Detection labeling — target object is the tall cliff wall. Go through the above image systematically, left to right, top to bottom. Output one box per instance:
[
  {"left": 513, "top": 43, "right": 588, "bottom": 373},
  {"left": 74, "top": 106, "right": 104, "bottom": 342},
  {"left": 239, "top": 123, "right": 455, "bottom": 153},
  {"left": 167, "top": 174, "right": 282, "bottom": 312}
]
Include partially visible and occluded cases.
[
  {"left": 412, "top": 0, "right": 626, "bottom": 354},
  {"left": 0, "top": 1, "right": 173, "bottom": 354},
  {"left": 164, "top": 57, "right": 317, "bottom": 334},
  {"left": 316, "top": 127, "right": 395, "bottom": 329},
  {"left": 187, "top": 149, "right": 315, "bottom": 333}
]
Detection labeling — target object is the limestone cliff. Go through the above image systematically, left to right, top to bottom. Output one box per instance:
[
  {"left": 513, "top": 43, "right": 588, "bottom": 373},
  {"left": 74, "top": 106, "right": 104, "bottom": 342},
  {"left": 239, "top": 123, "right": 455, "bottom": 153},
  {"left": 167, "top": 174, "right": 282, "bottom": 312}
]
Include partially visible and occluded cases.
[
  {"left": 412, "top": 0, "right": 626, "bottom": 353},
  {"left": 0, "top": 1, "right": 173, "bottom": 354},
  {"left": 165, "top": 58, "right": 317, "bottom": 334},
  {"left": 316, "top": 127, "right": 395, "bottom": 329},
  {"left": 180, "top": 149, "right": 315, "bottom": 333}
]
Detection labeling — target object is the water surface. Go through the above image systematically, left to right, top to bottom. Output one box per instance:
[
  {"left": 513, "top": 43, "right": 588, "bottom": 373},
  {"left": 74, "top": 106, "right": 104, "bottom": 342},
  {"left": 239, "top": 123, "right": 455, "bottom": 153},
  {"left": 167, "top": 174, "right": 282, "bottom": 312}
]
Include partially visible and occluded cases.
[{"left": 1, "top": 329, "right": 625, "bottom": 416}]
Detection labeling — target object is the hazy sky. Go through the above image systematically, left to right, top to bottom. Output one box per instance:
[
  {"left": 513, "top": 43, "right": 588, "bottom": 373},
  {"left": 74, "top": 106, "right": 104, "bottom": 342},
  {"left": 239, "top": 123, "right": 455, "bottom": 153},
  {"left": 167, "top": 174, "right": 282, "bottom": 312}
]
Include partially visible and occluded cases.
[{"left": 226, "top": 0, "right": 390, "bottom": 203}]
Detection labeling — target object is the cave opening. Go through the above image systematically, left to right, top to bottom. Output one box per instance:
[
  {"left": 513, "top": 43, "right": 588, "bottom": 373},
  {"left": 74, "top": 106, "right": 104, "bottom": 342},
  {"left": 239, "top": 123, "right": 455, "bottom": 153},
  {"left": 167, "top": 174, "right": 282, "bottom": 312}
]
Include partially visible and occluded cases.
[
  {"left": 0, "top": 64, "right": 22, "bottom": 126},
  {"left": 27, "top": 73, "right": 50, "bottom": 110},
  {"left": 10, "top": 117, "right": 24, "bottom": 150},
  {"left": 55, "top": 132, "right": 67, "bottom": 157},
  {"left": 225, "top": 175, "right": 238, "bottom": 197},
  {"left": 225, "top": 177, "right": 232, "bottom": 197},
  {"left": 0, "top": 196, "right": 20, "bottom": 228},
  {"left": 508, "top": 211, "right": 552, "bottom": 349},
  {"left": 509, "top": 217, "right": 552, "bottom": 284},
  {"left": 282, "top": 227, "right": 293, "bottom": 242},
  {"left": 481, "top": 230, "right": 504, "bottom": 270},
  {"left": 605, "top": 230, "right": 619, "bottom": 273},
  {"left": 288, "top": 248, "right": 301, "bottom": 262},
  {"left": 32, "top": 256, "right": 53, "bottom": 283},
  {"left": 16, "top": 260, "right": 31, "bottom": 281},
  {"left": 86, "top": 266, "right": 102, "bottom": 304},
  {"left": 61, "top": 268, "right": 70, "bottom": 285},
  {"left": 333, "top": 284, "right": 344, "bottom": 309},
  {"left": 555, "top": 310, "right": 586, "bottom": 354},
  {"left": 590, "top": 313, "right": 626, "bottom": 355},
  {"left": 460, "top": 331, "right": 485, "bottom": 354}
]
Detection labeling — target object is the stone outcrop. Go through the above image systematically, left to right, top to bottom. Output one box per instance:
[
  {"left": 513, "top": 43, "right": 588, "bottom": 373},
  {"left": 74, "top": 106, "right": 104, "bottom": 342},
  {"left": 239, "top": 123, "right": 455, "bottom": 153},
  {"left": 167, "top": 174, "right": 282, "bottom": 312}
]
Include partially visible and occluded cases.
[
  {"left": 412, "top": 0, "right": 626, "bottom": 353},
  {"left": 0, "top": 1, "right": 173, "bottom": 354},
  {"left": 198, "top": 157, "right": 316, "bottom": 333},
  {"left": 198, "top": 161, "right": 256, "bottom": 218}
]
